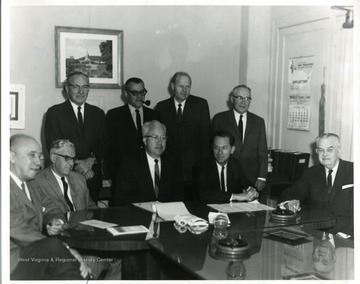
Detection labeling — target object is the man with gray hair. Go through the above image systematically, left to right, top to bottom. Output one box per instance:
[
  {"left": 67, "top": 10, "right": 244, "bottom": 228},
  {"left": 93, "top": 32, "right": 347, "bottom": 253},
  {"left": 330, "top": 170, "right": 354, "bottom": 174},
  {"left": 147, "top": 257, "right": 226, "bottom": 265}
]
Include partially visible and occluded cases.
[
  {"left": 112, "top": 120, "right": 184, "bottom": 205},
  {"left": 278, "top": 133, "right": 354, "bottom": 237},
  {"left": 10, "top": 134, "right": 90, "bottom": 280},
  {"left": 33, "top": 139, "right": 97, "bottom": 213},
  {"left": 33, "top": 139, "right": 121, "bottom": 279}
]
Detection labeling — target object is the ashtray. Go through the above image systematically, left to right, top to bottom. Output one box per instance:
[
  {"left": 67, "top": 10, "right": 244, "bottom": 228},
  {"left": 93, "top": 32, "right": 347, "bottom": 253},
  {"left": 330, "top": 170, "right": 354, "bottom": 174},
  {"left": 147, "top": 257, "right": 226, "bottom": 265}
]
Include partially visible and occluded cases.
[
  {"left": 270, "top": 209, "right": 296, "bottom": 222},
  {"left": 215, "top": 238, "right": 250, "bottom": 256}
]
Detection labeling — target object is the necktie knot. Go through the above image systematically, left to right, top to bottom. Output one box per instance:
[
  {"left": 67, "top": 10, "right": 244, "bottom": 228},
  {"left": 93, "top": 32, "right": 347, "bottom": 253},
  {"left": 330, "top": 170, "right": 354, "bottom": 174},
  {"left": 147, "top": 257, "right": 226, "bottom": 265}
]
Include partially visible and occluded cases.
[{"left": 154, "top": 159, "right": 159, "bottom": 164}]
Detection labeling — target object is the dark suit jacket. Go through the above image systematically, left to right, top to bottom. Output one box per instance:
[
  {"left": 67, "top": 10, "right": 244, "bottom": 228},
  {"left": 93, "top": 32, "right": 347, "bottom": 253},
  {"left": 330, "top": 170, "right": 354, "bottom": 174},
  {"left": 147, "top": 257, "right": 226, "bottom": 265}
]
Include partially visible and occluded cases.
[
  {"left": 156, "top": 95, "right": 211, "bottom": 183},
  {"left": 44, "top": 100, "right": 106, "bottom": 199},
  {"left": 105, "top": 104, "right": 161, "bottom": 181},
  {"left": 212, "top": 110, "right": 268, "bottom": 184},
  {"left": 112, "top": 150, "right": 184, "bottom": 206},
  {"left": 194, "top": 156, "right": 252, "bottom": 202},
  {"left": 279, "top": 159, "right": 354, "bottom": 236},
  {"left": 33, "top": 167, "right": 97, "bottom": 212},
  {"left": 10, "top": 177, "right": 64, "bottom": 272}
]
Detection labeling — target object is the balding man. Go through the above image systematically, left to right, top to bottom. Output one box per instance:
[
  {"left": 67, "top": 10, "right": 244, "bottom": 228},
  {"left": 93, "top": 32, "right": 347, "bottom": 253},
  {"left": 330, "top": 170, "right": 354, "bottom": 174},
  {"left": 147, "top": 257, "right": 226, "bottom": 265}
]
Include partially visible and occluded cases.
[
  {"left": 112, "top": 120, "right": 184, "bottom": 206},
  {"left": 279, "top": 133, "right": 354, "bottom": 237},
  {"left": 10, "top": 134, "right": 90, "bottom": 280}
]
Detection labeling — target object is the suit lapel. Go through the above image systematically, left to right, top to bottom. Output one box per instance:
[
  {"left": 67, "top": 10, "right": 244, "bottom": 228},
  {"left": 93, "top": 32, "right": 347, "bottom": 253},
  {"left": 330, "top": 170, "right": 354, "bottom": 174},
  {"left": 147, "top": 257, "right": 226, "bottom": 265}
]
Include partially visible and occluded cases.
[
  {"left": 181, "top": 96, "right": 192, "bottom": 120},
  {"left": 65, "top": 100, "right": 83, "bottom": 136},
  {"left": 124, "top": 105, "right": 137, "bottom": 131},
  {"left": 228, "top": 111, "right": 240, "bottom": 139},
  {"left": 244, "top": 112, "right": 253, "bottom": 144},
  {"left": 141, "top": 151, "right": 156, "bottom": 198},
  {"left": 211, "top": 159, "right": 222, "bottom": 191},
  {"left": 329, "top": 160, "right": 345, "bottom": 203},
  {"left": 45, "top": 168, "right": 69, "bottom": 210},
  {"left": 10, "top": 178, "right": 35, "bottom": 212}
]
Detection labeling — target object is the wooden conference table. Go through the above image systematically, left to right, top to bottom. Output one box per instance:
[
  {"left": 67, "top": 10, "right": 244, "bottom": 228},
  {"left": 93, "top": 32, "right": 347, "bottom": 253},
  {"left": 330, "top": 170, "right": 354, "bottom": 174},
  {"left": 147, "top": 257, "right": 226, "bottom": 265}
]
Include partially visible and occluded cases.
[{"left": 59, "top": 198, "right": 350, "bottom": 280}]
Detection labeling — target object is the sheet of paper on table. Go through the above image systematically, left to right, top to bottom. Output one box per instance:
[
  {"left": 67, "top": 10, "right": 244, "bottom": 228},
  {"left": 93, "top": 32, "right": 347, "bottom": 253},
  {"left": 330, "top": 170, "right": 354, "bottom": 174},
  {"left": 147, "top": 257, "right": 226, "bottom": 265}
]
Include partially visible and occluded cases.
[
  {"left": 208, "top": 200, "right": 275, "bottom": 213},
  {"left": 133, "top": 201, "right": 161, "bottom": 213},
  {"left": 79, "top": 219, "right": 117, "bottom": 229}
]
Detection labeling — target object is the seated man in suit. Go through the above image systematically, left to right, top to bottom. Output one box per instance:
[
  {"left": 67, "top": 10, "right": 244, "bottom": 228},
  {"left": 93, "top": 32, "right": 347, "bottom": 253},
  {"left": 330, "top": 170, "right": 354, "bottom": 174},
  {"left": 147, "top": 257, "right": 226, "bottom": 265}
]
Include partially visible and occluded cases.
[
  {"left": 105, "top": 77, "right": 161, "bottom": 189},
  {"left": 112, "top": 120, "right": 184, "bottom": 206},
  {"left": 194, "top": 130, "right": 258, "bottom": 203},
  {"left": 278, "top": 133, "right": 353, "bottom": 237},
  {"left": 10, "top": 134, "right": 91, "bottom": 280},
  {"left": 33, "top": 138, "right": 121, "bottom": 279},
  {"left": 34, "top": 139, "right": 97, "bottom": 212}
]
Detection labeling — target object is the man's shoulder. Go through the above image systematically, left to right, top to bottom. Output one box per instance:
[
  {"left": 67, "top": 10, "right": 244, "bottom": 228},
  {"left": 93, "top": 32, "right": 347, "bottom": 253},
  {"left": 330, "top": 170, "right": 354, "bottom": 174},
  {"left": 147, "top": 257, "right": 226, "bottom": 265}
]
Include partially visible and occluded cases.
[
  {"left": 188, "top": 95, "right": 208, "bottom": 104},
  {"left": 156, "top": 97, "right": 172, "bottom": 107},
  {"left": 47, "top": 101, "right": 69, "bottom": 112},
  {"left": 85, "top": 102, "right": 105, "bottom": 115},
  {"left": 106, "top": 105, "right": 128, "bottom": 117},
  {"left": 143, "top": 106, "right": 161, "bottom": 115},
  {"left": 213, "top": 110, "right": 232, "bottom": 119},
  {"left": 247, "top": 111, "right": 265, "bottom": 122},
  {"left": 340, "top": 159, "right": 354, "bottom": 168}
]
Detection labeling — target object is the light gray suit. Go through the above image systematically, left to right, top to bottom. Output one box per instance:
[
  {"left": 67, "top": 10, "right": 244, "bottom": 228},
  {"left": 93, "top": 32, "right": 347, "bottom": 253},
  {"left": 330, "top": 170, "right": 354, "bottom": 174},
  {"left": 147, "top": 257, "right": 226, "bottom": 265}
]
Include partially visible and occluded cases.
[
  {"left": 33, "top": 167, "right": 97, "bottom": 212},
  {"left": 10, "top": 177, "right": 64, "bottom": 273}
]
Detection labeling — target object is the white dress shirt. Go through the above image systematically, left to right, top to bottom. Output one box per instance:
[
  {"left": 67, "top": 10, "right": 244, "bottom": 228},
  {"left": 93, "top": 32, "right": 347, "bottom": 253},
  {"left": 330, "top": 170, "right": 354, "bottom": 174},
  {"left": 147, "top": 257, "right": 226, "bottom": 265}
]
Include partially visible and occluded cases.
[
  {"left": 70, "top": 100, "right": 85, "bottom": 122},
  {"left": 128, "top": 104, "right": 143, "bottom": 129},
  {"left": 146, "top": 152, "right": 162, "bottom": 189}
]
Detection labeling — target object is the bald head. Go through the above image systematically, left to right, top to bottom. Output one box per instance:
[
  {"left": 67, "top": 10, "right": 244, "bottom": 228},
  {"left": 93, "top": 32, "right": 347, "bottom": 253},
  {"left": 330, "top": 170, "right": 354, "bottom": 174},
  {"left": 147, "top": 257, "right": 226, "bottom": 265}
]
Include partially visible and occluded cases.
[{"left": 10, "top": 134, "right": 43, "bottom": 181}]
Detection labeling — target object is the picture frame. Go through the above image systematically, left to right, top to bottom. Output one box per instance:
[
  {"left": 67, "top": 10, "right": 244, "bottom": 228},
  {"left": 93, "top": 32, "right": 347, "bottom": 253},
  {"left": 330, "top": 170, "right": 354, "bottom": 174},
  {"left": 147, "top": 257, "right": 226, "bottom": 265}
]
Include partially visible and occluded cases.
[
  {"left": 55, "top": 26, "right": 123, "bottom": 89},
  {"left": 10, "top": 84, "right": 25, "bottom": 129}
]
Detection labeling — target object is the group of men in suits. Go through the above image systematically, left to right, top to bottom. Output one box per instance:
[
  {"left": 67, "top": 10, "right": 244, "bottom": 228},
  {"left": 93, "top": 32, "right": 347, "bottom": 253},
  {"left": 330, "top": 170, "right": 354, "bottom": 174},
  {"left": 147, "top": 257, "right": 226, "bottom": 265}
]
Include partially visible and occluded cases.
[{"left": 10, "top": 70, "right": 354, "bottom": 279}]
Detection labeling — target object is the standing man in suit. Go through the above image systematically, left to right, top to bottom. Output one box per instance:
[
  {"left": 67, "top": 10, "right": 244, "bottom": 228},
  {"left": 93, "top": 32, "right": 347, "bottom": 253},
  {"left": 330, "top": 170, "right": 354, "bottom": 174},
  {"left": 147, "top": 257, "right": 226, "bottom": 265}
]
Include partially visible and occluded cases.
[
  {"left": 45, "top": 71, "right": 105, "bottom": 202},
  {"left": 156, "top": 72, "right": 211, "bottom": 199},
  {"left": 105, "top": 77, "right": 161, "bottom": 187},
  {"left": 212, "top": 85, "right": 268, "bottom": 192},
  {"left": 112, "top": 120, "right": 184, "bottom": 206},
  {"left": 194, "top": 130, "right": 258, "bottom": 203},
  {"left": 278, "top": 133, "right": 354, "bottom": 237},
  {"left": 10, "top": 134, "right": 90, "bottom": 280},
  {"left": 34, "top": 139, "right": 97, "bottom": 212}
]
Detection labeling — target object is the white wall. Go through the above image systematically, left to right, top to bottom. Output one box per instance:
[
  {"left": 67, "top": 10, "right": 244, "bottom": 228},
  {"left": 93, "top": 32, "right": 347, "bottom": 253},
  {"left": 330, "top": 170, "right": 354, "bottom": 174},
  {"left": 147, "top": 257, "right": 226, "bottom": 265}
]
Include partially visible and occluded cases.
[{"left": 10, "top": 5, "right": 243, "bottom": 146}]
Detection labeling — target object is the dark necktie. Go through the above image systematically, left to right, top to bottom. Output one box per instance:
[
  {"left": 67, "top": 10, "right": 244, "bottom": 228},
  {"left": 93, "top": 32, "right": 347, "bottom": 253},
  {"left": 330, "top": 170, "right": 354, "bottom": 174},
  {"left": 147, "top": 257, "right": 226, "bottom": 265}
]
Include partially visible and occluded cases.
[
  {"left": 177, "top": 103, "right": 182, "bottom": 118},
  {"left": 77, "top": 106, "right": 83, "bottom": 126},
  {"left": 135, "top": 109, "right": 142, "bottom": 136},
  {"left": 238, "top": 114, "right": 243, "bottom": 143},
  {"left": 154, "top": 159, "right": 160, "bottom": 199},
  {"left": 220, "top": 166, "right": 225, "bottom": 191},
  {"left": 327, "top": 169, "right": 333, "bottom": 194},
  {"left": 61, "top": 177, "right": 74, "bottom": 211}
]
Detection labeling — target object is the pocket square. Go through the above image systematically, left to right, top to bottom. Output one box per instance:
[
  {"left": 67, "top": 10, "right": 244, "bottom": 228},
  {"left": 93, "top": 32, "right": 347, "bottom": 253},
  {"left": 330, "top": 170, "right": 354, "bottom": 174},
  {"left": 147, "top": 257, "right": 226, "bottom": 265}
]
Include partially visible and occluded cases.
[
  {"left": 342, "top": 184, "right": 353, "bottom": 189},
  {"left": 42, "top": 207, "right": 46, "bottom": 212}
]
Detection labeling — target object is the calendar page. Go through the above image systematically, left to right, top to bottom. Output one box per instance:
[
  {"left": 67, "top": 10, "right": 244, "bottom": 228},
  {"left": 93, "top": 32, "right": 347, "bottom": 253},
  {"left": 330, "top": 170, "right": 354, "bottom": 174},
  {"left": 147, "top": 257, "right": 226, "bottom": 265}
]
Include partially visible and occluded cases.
[{"left": 287, "top": 105, "right": 310, "bottom": 131}]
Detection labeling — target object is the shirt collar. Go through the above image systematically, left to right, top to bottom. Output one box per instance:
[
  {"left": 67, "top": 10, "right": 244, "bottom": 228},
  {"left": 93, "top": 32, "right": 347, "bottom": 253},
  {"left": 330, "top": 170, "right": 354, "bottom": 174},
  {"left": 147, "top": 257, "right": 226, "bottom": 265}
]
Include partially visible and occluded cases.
[
  {"left": 174, "top": 98, "right": 186, "bottom": 109},
  {"left": 69, "top": 100, "right": 85, "bottom": 113},
  {"left": 128, "top": 104, "right": 143, "bottom": 114},
  {"left": 233, "top": 109, "right": 247, "bottom": 119},
  {"left": 325, "top": 160, "right": 340, "bottom": 175}
]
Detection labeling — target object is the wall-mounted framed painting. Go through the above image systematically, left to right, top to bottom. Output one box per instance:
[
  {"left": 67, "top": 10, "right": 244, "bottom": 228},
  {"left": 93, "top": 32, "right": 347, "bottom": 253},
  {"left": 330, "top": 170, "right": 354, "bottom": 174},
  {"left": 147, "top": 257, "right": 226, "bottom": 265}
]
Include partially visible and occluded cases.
[
  {"left": 55, "top": 26, "right": 123, "bottom": 89},
  {"left": 10, "top": 84, "right": 25, "bottom": 129}
]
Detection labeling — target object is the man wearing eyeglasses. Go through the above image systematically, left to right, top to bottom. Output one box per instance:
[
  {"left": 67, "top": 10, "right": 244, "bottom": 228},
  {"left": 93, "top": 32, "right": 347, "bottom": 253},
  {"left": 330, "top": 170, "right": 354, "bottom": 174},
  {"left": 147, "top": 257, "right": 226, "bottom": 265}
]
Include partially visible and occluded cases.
[
  {"left": 45, "top": 71, "right": 105, "bottom": 202},
  {"left": 105, "top": 77, "right": 161, "bottom": 193},
  {"left": 212, "top": 85, "right": 268, "bottom": 193},
  {"left": 112, "top": 120, "right": 184, "bottom": 206},
  {"left": 278, "top": 133, "right": 353, "bottom": 237},
  {"left": 10, "top": 134, "right": 91, "bottom": 280},
  {"left": 33, "top": 139, "right": 97, "bottom": 213},
  {"left": 33, "top": 139, "right": 121, "bottom": 279}
]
